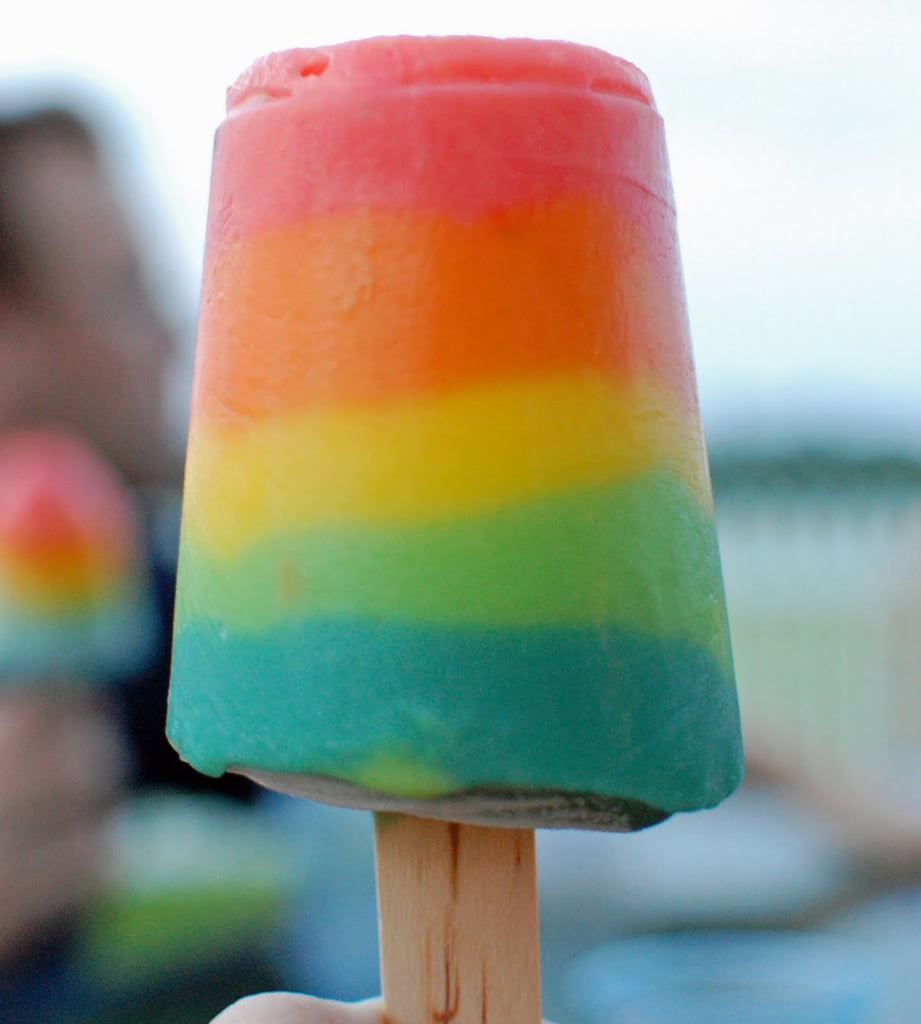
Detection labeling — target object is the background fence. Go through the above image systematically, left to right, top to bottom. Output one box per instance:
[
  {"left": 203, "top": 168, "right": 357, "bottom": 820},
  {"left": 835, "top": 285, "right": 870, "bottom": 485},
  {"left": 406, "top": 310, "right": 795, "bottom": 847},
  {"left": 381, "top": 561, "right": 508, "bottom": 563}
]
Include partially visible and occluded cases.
[{"left": 712, "top": 446, "right": 921, "bottom": 785}]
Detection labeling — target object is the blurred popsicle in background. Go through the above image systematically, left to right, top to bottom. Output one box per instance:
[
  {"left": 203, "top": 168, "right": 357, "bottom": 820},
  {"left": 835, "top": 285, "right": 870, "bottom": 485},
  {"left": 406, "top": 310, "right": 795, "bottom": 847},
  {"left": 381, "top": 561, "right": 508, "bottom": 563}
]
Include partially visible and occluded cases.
[{"left": 0, "top": 427, "right": 157, "bottom": 686}]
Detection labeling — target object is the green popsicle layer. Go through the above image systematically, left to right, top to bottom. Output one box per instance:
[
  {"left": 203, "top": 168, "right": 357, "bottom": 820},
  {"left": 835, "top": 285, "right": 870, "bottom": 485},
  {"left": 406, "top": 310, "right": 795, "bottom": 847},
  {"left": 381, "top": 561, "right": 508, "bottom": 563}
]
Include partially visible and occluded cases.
[{"left": 175, "top": 473, "right": 730, "bottom": 665}]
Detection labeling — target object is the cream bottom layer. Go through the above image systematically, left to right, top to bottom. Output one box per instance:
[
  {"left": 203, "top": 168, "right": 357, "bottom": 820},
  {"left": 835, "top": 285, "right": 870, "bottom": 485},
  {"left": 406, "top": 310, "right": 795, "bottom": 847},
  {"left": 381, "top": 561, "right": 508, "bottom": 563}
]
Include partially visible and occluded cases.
[{"left": 241, "top": 768, "right": 670, "bottom": 831}]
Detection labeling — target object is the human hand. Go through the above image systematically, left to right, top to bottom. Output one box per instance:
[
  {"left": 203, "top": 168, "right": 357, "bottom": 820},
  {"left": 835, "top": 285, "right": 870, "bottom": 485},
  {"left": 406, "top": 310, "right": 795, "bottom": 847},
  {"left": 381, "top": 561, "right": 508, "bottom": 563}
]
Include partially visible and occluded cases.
[
  {"left": 0, "top": 688, "right": 126, "bottom": 961},
  {"left": 210, "top": 994, "right": 384, "bottom": 1024},
  {"left": 210, "top": 994, "right": 559, "bottom": 1024}
]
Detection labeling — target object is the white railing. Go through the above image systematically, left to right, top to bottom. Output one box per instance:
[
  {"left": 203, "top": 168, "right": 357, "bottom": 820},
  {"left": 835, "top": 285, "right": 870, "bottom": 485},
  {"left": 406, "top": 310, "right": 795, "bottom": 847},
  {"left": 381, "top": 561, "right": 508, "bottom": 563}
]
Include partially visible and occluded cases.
[{"left": 716, "top": 488, "right": 921, "bottom": 780}]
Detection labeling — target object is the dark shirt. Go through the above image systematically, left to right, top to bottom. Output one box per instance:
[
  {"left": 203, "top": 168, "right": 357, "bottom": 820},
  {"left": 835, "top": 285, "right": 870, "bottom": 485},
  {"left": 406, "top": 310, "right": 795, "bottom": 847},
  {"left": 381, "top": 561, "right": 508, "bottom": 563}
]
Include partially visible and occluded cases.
[{"left": 114, "top": 523, "right": 255, "bottom": 801}]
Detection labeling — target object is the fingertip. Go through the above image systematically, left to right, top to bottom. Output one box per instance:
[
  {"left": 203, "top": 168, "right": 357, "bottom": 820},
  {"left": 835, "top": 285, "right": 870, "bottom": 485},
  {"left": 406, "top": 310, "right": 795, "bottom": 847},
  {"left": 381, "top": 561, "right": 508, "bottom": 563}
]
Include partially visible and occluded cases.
[
  {"left": 208, "top": 992, "right": 308, "bottom": 1023},
  {"left": 209, "top": 993, "right": 385, "bottom": 1024},
  {"left": 349, "top": 997, "right": 386, "bottom": 1024}
]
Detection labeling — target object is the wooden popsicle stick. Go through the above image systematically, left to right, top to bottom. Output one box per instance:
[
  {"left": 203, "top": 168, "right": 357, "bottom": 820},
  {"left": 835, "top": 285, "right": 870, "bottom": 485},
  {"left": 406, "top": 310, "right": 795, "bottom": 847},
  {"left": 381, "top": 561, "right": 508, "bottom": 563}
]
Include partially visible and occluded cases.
[{"left": 374, "top": 813, "right": 542, "bottom": 1024}]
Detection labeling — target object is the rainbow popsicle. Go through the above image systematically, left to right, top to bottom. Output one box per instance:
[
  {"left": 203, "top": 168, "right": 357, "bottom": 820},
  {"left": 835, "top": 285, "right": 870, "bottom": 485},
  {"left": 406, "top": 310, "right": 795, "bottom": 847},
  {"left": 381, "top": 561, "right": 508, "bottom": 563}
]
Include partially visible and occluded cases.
[
  {"left": 167, "top": 36, "right": 742, "bottom": 830},
  {"left": 0, "top": 428, "right": 156, "bottom": 685}
]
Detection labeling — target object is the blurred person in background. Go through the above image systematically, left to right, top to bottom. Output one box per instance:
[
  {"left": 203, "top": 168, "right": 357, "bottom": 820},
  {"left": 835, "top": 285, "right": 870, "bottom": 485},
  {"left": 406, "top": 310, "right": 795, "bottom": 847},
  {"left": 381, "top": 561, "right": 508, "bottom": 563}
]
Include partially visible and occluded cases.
[
  {"left": 0, "top": 98, "right": 256, "bottom": 1019},
  {"left": 0, "top": 106, "right": 178, "bottom": 485}
]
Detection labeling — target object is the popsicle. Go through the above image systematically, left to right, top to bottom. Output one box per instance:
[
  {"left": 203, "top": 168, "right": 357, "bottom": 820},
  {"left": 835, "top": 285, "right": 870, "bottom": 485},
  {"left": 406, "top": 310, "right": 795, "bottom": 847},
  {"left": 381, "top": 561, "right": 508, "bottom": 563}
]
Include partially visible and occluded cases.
[
  {"left": 167, "top": 35, "right": 742, "bottom": 832},
  {"left": 0, "top": 428, "right": 156, "bottom": 685}
]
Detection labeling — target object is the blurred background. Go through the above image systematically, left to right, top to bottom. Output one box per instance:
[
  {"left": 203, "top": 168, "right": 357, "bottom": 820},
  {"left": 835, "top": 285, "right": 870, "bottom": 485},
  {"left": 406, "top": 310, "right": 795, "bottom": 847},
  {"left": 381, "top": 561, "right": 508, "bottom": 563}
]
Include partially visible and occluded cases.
[{"left": 2, "top": 1, "right": 920, "bottom": 1022}]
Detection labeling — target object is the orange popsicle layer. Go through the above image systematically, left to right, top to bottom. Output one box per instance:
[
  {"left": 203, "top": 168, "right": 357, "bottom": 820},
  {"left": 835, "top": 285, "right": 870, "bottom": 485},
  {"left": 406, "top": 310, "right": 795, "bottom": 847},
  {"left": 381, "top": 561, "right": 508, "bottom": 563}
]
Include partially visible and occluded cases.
[
  {"left": 194, "top": 198, "right": 696, "bottom": 422},
  {"left": 0, "top": 545, "right": 129, "bottom": 611}
]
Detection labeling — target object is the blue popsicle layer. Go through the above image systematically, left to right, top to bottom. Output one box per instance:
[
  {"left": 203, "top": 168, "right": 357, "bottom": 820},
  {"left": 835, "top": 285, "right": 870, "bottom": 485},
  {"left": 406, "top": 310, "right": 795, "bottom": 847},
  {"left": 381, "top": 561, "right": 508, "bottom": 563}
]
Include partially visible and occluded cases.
[{"left": 168, "top": 616, "right": 742, "bottom": 815}]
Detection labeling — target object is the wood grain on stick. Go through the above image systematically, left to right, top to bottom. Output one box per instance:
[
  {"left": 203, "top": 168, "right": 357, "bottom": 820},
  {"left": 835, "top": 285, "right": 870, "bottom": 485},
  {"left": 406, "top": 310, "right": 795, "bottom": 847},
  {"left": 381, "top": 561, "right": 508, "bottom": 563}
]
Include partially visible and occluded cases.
[{"left": 375, "top": 814, "right": 542, "bottom": 1024}]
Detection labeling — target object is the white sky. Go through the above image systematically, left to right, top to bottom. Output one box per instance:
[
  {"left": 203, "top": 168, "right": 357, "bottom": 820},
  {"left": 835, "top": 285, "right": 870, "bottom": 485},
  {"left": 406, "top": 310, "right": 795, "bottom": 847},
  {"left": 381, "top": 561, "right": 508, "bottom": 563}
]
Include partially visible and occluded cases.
[{"left": 3, "top": 0, "right": 920, "bottom": 446}]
